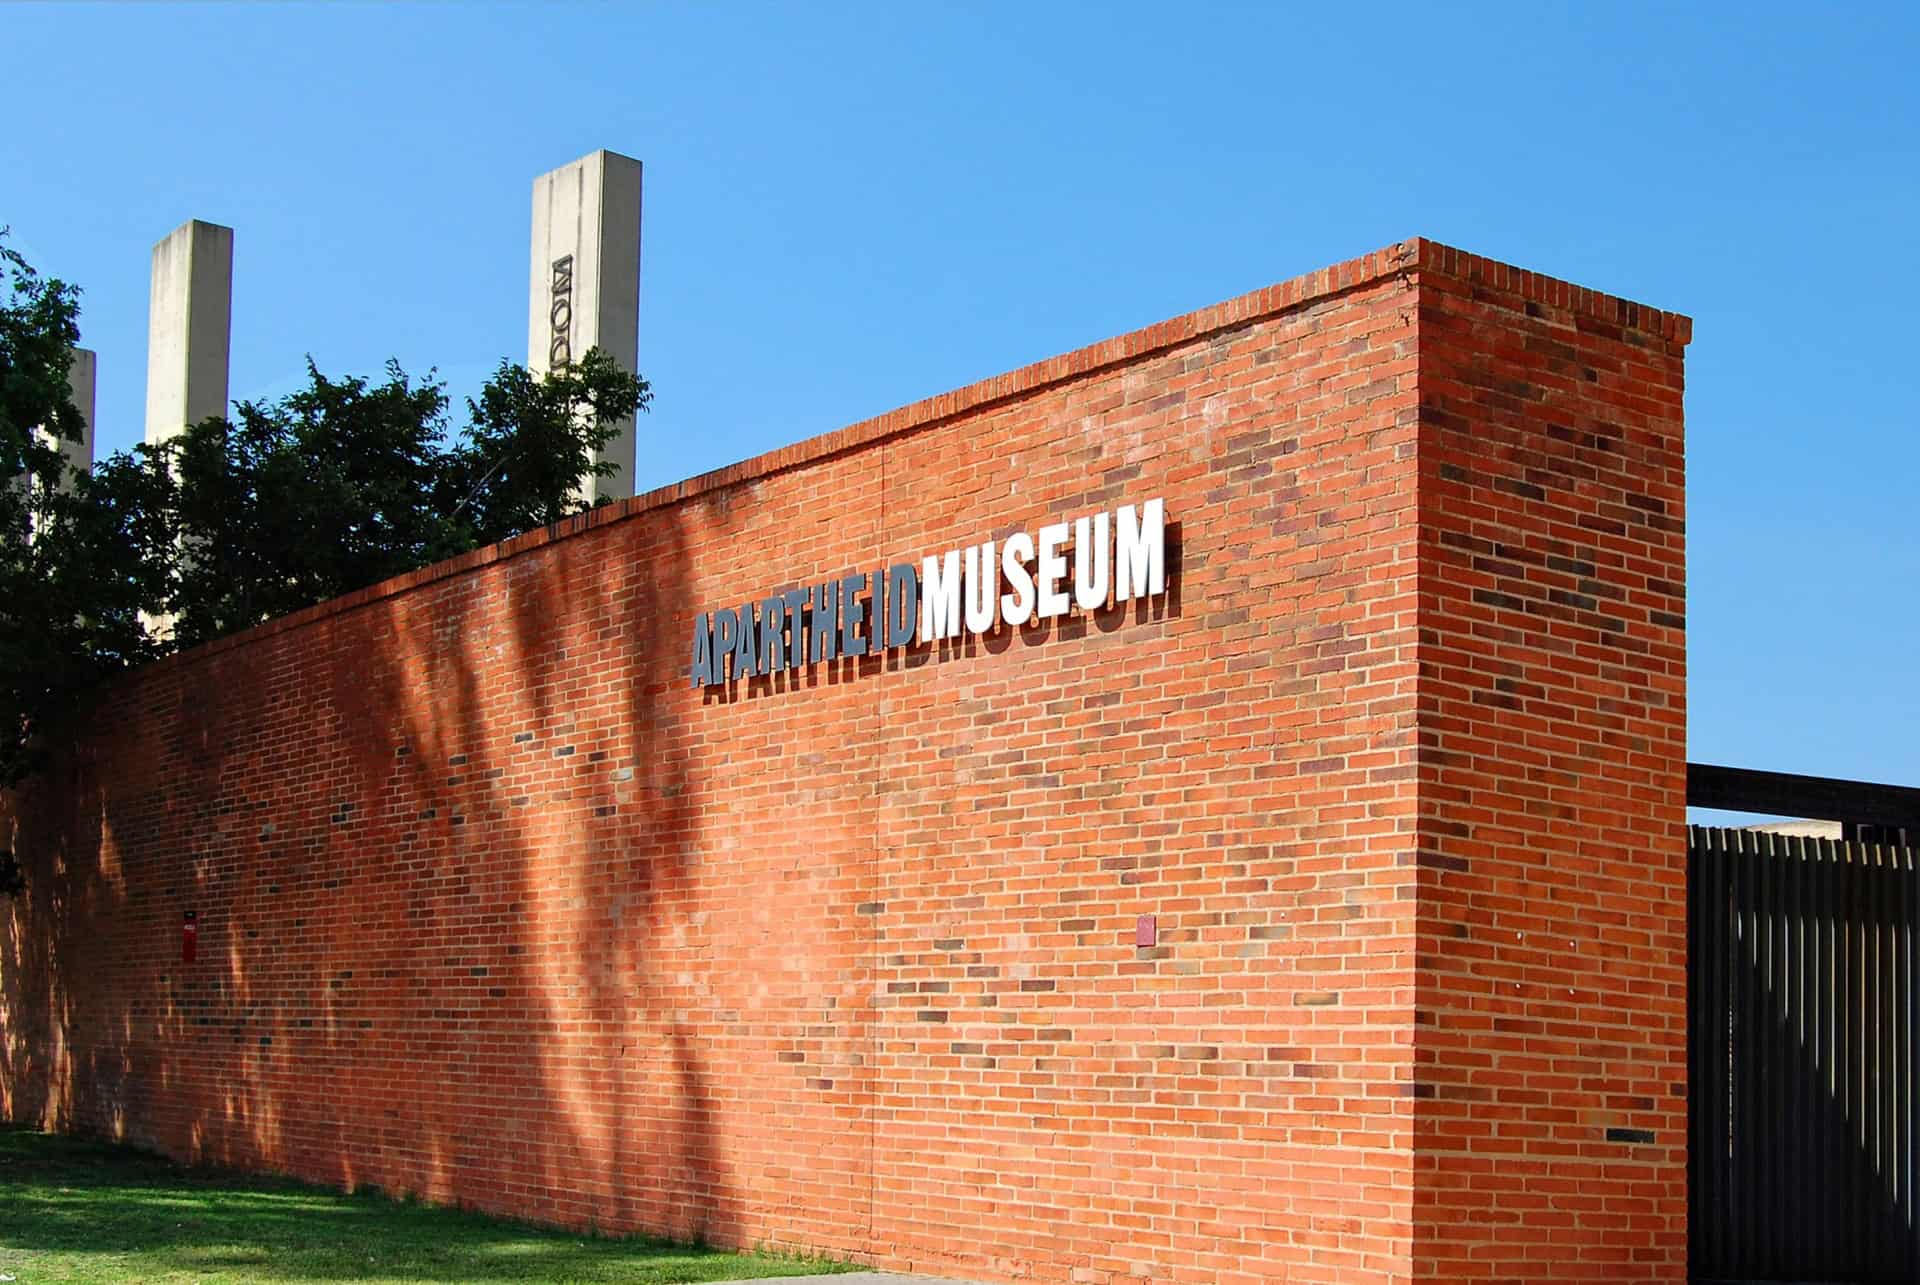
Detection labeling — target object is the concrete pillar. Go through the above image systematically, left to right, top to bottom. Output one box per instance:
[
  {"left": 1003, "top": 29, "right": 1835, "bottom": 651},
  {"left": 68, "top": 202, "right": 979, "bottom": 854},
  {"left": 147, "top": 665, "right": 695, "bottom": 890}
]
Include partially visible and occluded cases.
[
  {"left": 528, "top": 150, "right": 641, "bottom": 502},
  {"left": 144, "top": 219, "right": 232, "bottom": 446},
  {"left": 26, "top": 348, "right": 96, "bottom": 482},
  {"left": 62, "top": 348, "right": 96, "bottom": 478},
  {"left": 14, "top": 349, "right": 94, "bottom": 540}
]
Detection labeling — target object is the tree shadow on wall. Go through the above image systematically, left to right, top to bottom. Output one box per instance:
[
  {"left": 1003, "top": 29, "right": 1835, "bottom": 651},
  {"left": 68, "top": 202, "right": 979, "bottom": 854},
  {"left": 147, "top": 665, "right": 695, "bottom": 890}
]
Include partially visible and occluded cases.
[
  {"left": 3, "top": 502, "right": 757, "bottom": 1254},
  {"left": 0, "top": 745, "right": 133, "bottom": 1141}
]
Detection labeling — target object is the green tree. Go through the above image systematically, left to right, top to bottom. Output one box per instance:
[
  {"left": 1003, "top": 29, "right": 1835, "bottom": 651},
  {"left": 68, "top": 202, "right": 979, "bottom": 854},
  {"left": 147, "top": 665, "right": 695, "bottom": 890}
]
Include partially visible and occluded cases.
[
  {"left": 0, "top": 232, "right": 84, "bottom": 512},
  {"left": 0, "top": 233, "right": 652, "bottom": 820},
  {"left": 2, "top": 235, "right": 176, "bottom": 890},
  {"left": 441, "top": 347, "right": 640, "bottom": 547},
  {"left": 160, "top": 351, "right": 648, "bottom": 648},
  {"left": 163, "top": 361, "right": 455, "bottom": 646}
]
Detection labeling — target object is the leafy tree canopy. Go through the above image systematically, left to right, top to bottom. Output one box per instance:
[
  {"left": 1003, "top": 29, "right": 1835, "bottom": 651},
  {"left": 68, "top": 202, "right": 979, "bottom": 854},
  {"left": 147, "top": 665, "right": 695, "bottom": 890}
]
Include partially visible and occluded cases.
[
  {"left": 0, "top": 230, "right": 650, "bottom": 806},
  {"left": 162, "top": 347, "right": 644, "bottom": 648}
]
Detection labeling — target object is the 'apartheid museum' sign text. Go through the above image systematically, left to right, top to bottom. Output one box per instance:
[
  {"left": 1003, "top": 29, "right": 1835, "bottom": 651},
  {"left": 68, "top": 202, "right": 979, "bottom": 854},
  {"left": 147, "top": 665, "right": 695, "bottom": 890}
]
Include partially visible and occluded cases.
[{"left": 689, "top": 498, "right": 1166, "bottom": 688}]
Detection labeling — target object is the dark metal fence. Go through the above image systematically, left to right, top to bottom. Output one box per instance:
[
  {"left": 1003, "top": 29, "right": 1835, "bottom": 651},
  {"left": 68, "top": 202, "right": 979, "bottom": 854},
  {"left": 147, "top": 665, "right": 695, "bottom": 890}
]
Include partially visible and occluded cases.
[{"left": 1690, "top": 825, "right": 1920, "bottom": 1283}]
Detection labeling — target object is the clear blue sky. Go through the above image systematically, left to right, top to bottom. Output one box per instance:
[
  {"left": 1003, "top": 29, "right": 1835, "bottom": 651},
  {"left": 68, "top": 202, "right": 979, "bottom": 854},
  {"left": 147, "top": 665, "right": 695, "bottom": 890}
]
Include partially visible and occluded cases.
[{"left": 6, "top": 4, "right": 1916, "bottom": 799}]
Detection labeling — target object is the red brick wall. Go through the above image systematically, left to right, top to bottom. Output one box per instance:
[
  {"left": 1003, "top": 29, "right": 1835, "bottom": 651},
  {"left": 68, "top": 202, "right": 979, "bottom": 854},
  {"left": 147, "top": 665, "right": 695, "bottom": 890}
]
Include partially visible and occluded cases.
[
  {"left": 1, "top": 241, "right": 1688, "bottom": 1284},
  {"left": 1412, "top": 246, "right": 1690, "bottom": 1280}
]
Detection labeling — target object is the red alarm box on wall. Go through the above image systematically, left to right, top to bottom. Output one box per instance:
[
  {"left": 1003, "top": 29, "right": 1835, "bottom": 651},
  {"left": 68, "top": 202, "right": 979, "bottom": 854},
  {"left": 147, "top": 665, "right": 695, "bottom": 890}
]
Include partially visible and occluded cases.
[{"left": 182, "top": 910, "right": 197, "bottom": 964}]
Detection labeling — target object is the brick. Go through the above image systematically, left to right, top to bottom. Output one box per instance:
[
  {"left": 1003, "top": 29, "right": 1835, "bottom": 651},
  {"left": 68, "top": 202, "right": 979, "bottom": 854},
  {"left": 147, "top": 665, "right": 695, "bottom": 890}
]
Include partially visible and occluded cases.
[{"left": 0, "top": 238, "right": 1689, "bottom": 1285}]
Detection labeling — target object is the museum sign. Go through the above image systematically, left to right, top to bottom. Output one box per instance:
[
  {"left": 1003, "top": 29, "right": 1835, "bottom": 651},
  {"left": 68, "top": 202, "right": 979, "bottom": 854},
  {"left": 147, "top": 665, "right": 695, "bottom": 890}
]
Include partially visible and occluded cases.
[{"left": 689, "top": 498, "right": 1167, "bottom": 687}]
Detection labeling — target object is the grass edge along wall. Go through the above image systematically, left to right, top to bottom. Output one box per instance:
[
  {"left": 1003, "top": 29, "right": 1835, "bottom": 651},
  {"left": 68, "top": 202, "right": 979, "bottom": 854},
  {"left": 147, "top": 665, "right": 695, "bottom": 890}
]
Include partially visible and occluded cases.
[{"left": 0, "top": 239, "right": 1689, "bottom": 1285}]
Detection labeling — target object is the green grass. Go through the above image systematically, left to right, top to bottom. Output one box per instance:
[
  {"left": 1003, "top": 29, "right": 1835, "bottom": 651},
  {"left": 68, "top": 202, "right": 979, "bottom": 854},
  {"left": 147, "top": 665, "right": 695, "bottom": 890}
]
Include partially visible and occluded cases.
[{"left": 0, "top": 1125, "right": 855, "bottom": 1283}]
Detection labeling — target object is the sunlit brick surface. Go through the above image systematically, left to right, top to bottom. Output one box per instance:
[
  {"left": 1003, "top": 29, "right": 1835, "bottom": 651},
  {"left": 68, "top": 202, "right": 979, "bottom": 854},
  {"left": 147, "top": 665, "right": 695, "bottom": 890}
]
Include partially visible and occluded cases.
[{"left": 2, "top": 240, "right": 1688, "bottom": 1283}]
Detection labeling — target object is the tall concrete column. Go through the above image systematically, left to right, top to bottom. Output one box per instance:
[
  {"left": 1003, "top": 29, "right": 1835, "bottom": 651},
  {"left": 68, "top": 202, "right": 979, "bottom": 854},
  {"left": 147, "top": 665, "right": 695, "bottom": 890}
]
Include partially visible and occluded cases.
[
  {"left": 528, "top": 150, "right": 641, "bottom": 502},
  {"left": 144, "top": 219, "right": 232, "bottom": 446},
  {"left": 61, "top": 347, "right": 96, "bottom": 477},
  {"left": 27, "top": 348, "right": 97, "bottom": 477},
  {"left": 14, "top": 349, "right": 93, "bottom": 540},
  {"left": 21, "top": 349, "right": 93, "bottom": 471}
]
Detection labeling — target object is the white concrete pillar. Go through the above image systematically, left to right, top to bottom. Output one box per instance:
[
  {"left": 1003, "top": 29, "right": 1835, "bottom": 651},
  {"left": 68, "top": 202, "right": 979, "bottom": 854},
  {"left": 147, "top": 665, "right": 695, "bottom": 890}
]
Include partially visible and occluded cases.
[
  {"left": 528, "top": 150, "right": 641, "bottom": 502},
  {"left": 144, "top": 219, "right": 232, "bottom": 446},
  {"left": 61, "top": 347, "right": 96, "bottom": 478},
  {"left": 16, "top": 349, "right": 94, "bottom": 539}
]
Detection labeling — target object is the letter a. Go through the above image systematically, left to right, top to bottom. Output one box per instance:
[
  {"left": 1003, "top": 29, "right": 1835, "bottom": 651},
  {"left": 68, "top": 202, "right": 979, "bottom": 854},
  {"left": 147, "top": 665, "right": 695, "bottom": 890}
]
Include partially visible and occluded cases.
[{"left": 690, "top": 613, "right": 714, "bottom": 688}]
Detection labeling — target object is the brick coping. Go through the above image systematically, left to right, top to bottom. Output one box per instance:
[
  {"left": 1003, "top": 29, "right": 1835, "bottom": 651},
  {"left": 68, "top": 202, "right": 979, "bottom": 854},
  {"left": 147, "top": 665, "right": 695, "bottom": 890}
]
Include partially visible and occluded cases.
[{"left": 142, "top": 237, "right": 1692, "bottom": 673}]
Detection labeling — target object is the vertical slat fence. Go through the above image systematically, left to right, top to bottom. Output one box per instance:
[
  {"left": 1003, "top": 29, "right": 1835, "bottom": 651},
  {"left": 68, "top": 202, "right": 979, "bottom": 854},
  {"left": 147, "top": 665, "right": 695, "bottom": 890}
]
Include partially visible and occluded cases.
[{"left": 1690, "top": 825, "right": 1920, "bottom": 1283}]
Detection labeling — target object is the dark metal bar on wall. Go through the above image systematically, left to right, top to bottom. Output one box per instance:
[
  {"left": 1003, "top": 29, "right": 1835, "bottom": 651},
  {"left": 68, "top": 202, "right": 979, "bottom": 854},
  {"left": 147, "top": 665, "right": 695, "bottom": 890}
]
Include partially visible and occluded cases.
[{"left": 1688, "top": 763, "right": 1920, "bottom": 837}]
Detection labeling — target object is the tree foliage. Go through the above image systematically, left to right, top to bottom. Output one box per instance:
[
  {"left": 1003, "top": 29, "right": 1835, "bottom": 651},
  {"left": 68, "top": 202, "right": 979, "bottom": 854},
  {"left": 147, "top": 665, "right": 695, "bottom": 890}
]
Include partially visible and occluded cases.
[
  {"left": 0, "top": 231, "right": 650, "bottom": 804},
  {"left": 0, "top": 232, "right": 157, "bottom": 790},
  {"left": 158, "top": 350, "right": 645, "bottom": 648}
]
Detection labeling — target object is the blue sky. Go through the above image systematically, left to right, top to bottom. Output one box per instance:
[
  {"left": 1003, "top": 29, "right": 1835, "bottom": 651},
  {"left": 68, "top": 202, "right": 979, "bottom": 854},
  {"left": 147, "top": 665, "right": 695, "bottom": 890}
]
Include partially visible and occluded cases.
[{"left": 5, "top": 3, "right": 1916, "bottom": 799}]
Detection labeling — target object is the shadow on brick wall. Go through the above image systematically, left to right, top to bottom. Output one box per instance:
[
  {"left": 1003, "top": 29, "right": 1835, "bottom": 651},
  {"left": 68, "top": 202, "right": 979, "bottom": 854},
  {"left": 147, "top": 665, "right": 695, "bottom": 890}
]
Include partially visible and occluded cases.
[{"left": 0, "top": 505, "right": 746, "bottom": 1249}]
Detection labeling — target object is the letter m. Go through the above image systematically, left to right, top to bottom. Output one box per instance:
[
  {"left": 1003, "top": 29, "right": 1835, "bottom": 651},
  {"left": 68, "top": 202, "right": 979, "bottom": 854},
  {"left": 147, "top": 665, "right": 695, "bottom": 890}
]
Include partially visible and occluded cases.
[
  {"left": 1115, "top": 499, "right": 1166, "bottom": 601},
  {"left": 920, "top": 551, "right": 962, "bottom": 641}
]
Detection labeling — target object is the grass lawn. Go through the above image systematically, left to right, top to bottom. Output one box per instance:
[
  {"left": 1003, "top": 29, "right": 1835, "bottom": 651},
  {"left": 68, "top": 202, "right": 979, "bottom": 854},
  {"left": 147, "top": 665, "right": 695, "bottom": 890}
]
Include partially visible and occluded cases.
[{"left": 0, "top": 1125, "right": 855, "bottom": 1283}]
